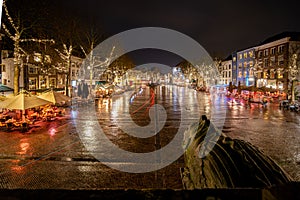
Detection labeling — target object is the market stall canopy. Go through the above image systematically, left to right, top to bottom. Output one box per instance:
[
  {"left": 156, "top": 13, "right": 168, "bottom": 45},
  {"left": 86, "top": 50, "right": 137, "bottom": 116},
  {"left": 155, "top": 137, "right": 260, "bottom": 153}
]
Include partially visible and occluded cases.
[
  {"left": 0, "top": 84, "right": 14, "bottom": 92},
  {"left": 38, "top": 90, "right": 71, "bottom": 104},
  {"left": 0, "top": 92, "right": 52, "bottom": 110}
]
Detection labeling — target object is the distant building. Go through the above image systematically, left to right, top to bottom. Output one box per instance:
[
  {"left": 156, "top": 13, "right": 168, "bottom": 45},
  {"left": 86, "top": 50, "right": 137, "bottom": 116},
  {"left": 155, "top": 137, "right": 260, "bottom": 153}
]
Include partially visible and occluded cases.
[
  {"left": 255, "top": 32, "right": 300, "bottom": 91},
  {"left": 236, "top": 47, "right": 256, "bottom": 86},
  {"left": 1, "top": 49, "right": 83, "bottom": 93},
  {"left": 231, "top": 52, "right": 238, "bottom": 85},
  {"left": 219, "top": 55, "right": 232, "bottom": 85}
]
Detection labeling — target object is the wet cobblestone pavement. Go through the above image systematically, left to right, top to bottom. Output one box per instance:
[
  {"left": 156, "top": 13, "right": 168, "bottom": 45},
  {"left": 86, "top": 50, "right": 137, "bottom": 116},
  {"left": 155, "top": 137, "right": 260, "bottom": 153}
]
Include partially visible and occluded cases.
[{"left": 0, "top": 85, "right": 299, "bottom": 189}]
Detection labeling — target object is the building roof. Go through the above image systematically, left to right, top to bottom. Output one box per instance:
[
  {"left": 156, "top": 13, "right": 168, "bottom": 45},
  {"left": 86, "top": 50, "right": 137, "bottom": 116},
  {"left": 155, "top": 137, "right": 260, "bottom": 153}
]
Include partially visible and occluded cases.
[{"left": 259, "top": 31, "right": 300, "bottom": 45}]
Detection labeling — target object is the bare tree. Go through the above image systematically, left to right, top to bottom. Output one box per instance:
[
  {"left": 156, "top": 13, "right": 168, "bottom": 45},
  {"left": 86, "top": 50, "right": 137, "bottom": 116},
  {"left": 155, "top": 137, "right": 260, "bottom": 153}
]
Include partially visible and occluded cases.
[
  {"left": 1, "top": 0, "right": 54, "bottom": 95},
  {"left": 288, "top": 42, "right": 300, "bottom": 102}
]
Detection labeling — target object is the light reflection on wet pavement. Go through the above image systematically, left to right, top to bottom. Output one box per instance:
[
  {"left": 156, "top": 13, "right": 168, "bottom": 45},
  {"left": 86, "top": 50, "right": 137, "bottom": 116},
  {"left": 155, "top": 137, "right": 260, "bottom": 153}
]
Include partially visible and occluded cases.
[{"left": 0, "top": 85, "right": 299, "bottom": 189}]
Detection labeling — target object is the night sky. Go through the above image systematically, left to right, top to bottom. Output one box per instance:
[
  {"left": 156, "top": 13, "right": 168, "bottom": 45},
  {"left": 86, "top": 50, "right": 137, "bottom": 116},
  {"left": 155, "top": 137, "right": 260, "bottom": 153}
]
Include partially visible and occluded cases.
[{"left": 3, "top": 0, "right": 300, "bottom": 66}]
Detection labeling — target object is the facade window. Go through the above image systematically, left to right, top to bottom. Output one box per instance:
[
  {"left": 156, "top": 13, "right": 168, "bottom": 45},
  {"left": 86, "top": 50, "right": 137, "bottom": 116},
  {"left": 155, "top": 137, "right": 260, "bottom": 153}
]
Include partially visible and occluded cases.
[
  {"left": 278, "top": 45, "right": 285, "bottom": 54},
  {"left": 271, "top": 47, "right": 276, "bottom": 55},
  {"left": 264, "top": 49, "right": 269, "bottom": 56},
  {"left": 249, "top": 51, "right": 253, "bottom": 57},
  {"left": 258, "top": 51, "right": 263, "bottom": 58},
  {"left": 244, "top": 52, "right": 247, "bottom": 58},
  {"left": 34, "top": 53, "right": 42, "bottom": 62},
  {"left": 239, "top": 54, "right": 242, "bottom": 59},
  {"left": 45, "top": 55, "right": 51, "bottom": 63},
  {"left": 278, "top": 55, "right": 284, "bottom": 65},
  {"left": 233, "top": 57, "right": 236, "bottom": 62},
  {"left": 270, "top": 57, "right": 276, "bottom": 66},
  {"left": 264, "top": 58, "right": 269, "bottom": 67},
  {"left": 249, "top": 61, "right": 253, "bottom": 67},
  {"left": 243, "top": 62, "right": 247, "bottom": 68},
  {"left": 238, "top": 63, "right": 242, "bottom": 69},
  {"left": 228, "top": 64, "right": 231, "bottom": 70},
  {"left": 233, "top": 64, "right": 236, "bottom": 70},
  {"left": 2, "top": 65, "right": 6, "bottom": 72},
  {"left": 29, "top": 67, "right": 37, "bottom": 74},
  {"left": 249, "top": 69, "right": 253, "bottom": 76},
  {"left": 71, "top": 70, "right": 75, "bottom": 77},
  {"left": 270, "top": 70, "right": 275, "bottom": 79},
  {"left": 277, "top": 70, "right": 283, "bottom": 79},
  {"left": 228, "top": 71, "right": 231, "bottom": 77},
  {"left": 238, "top": 71, "right": 242, "bottom": 78},
  {"left": 244, "top": 71, "right": 247, "bottom": 77},
  {"left": 263, "top": 71, "right": 268, "bottom": 79},
  {"left": 257, "top": 72, "right": 261, "bottom": 79},
  {"left": 29, "top": 78, "right": 37, "bottom": 90},
  {"left": 40, "top": 78, "right": 47, "bottom": 89},
  {"left": 49, "top": 78, "right": 56, "bottom": 87},
  {"left": 3, "top": 79, "right": 7, "bottom": 85}
]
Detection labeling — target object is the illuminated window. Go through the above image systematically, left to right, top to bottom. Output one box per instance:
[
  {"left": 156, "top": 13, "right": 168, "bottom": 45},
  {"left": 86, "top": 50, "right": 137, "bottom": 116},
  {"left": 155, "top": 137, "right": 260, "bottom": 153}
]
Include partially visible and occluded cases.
[
  {"left": 249, "top": 51, "right": 254, "bottom": 57},
  {"left": 244, "top": 52, "right": 247, "bottom": 58},
  {"left": 34, "top": 53, "right": 42, "bottom": 62},
  {"left": 239, "top": 54, "right": 243, "bottom": 59},
  {"left": 45, "top": 55, "right": 51, "bottom": 63},
  {"left": 233, "top": 57, "right": 236, "bottom": 62},
  {"left": 249, "top": 61, "right": 253, "bottom": 67},
  {"left": 244, "top": 62, "right": 247, "bottom": 68},
  {"left": 238, "top": 63, "right": 242, "bottom": 69},
  {"left": 270, "top": 70, "right": 275, "bottom": 79},
  {"left": 238, "top": 71, "right": 242, "bottom": 78},
  {"left": 244, "top": 71, "right": 247, "bottom": 77},
  {"left": 263, "top": 71, "right": 268, "bottom": 79},
  {"left": 277, "top": 71, "right": 283, "bottom": 79},
  {"left": 257, "top": 72, "right": 261, "bottom": 79},
  {"left": 29, "top": 78, "right": 37, "bottom": 90},
  {"left": 49, "top": 78, "right": 56, "bottom": 87}
]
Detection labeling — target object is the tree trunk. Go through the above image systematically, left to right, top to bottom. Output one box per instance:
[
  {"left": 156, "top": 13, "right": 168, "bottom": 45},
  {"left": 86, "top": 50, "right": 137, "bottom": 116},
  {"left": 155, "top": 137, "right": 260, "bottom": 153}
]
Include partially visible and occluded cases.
[
  {"left": 65, "top": 57, "right": 72, "bottom": 97},
  {"left": 13, "top": 63, "right": 20, "bottom": 95},
  {"left": 291, "top": 80, "right": 295, "bottom": 102}
]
